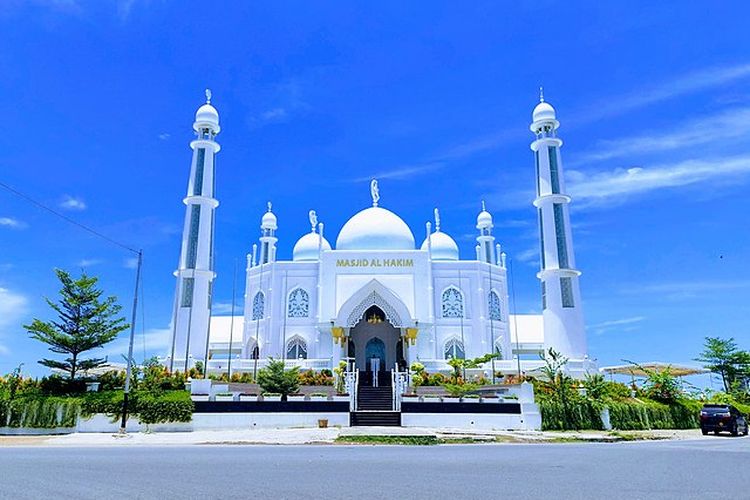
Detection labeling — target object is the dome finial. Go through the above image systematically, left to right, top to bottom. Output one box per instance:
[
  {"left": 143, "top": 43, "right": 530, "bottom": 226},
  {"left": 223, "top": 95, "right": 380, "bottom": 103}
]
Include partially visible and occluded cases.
[
  {"left": 539, "top": 86, "right": 544, "bottom": 103},
  {"left": 205, "top": 88, "right": 212, "bottom": 104},
  {"left": 370, "top": 179, "right": 380, "bottom": 207},
  {"left": 481, "top": 200, "right": 487, "bottom": 212},
  {"left": 267, "top": 201, "right": 272, "bottom": 213},
  {"left": 434, "top": 208, "right": 441, "bottom": 232},
  {"left": 309, "top": 210, "right": 318, "bottom": 233}
]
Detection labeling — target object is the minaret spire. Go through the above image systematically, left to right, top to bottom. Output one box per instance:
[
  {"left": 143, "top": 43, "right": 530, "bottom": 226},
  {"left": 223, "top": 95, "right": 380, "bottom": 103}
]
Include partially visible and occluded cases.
[
  {"left": 169, "top": 92, "right": 221, "bottom": 372},
  {"left": 530, "top": 92, "right": 587, "bottom": 360}
]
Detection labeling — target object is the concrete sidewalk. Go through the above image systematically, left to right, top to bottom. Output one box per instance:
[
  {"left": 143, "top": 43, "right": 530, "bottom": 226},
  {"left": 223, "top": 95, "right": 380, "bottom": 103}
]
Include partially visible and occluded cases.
[{"left": 0, "top": 427, "right": 710, "bottom": 447}]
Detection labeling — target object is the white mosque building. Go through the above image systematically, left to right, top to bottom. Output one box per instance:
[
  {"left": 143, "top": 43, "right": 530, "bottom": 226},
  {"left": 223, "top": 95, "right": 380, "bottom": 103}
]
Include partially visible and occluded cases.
[{"left": 166, "top": 90, "right": 595, "bottom": 379}]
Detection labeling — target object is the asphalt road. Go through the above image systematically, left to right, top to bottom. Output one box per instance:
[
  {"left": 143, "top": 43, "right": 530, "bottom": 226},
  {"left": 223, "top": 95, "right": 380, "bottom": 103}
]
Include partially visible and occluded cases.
[{"left": 0, "top": 437, "right": 748, "bottom": 499}]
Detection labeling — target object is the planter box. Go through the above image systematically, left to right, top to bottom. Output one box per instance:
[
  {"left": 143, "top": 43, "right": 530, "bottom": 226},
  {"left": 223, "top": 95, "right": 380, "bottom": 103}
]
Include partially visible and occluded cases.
[
  {"left": 239, "top": 394, "right": 258, "bottom": 402},
  {"left": 191, "top": 395, "right": 210, "bottom": 402},
  {"left": 215, "top": 395, "right": 235, "bottom": 402},
  {"left": 263, "top": 395, "right": 282, "bottom": 402},
  {"left": 287, "top": 395, "right": 306, "bottom": 402},
  {"left": 309, "top": 395, "right": 328, "bottom": 402},
  {"left": 332, "top": 395, "right": 350, "bottom": 402},
  {"left": 402, "top": 396, "right": 419, "bottom": 403},
  {"left": 421, "top": 396, "right": 441, "bottom": 403},
  {"left": 481, "top": 396, "right": 499, "bottom": 403},
  {"left": 443, "top": 397, "right": 460, "bottom": 403},
  {"left": 462, "top": 397, "right": 481, "bottom": 403}
]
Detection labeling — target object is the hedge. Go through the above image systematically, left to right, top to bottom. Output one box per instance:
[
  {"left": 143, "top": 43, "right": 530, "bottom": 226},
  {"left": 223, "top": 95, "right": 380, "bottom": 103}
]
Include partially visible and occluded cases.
[
  {"left": 0, "top": 390, "right": 193, "bottom": 429},
  {"left": 539, "top": 398, "right": 604, "bottom": 431},
  {"left": 608, "top": 399, "right": 700, "bottom": 430}
]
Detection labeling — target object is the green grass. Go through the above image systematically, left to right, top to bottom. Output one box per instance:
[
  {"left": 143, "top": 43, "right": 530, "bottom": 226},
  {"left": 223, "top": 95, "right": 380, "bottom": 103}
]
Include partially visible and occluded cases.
[{"left": 336, "top": 435, "right": 439, "bottom": 445}]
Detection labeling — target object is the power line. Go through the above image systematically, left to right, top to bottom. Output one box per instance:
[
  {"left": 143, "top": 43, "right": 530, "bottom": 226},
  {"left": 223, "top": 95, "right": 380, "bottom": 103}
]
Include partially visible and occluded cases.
[{"left": 0, "top": 180, "right": 139, "bottom": 255}]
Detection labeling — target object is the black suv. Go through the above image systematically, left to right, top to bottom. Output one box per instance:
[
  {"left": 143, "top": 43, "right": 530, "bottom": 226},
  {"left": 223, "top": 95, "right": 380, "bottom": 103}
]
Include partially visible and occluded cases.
[{"left": 699, "top": 404, "right": 749, "bottom": 436}]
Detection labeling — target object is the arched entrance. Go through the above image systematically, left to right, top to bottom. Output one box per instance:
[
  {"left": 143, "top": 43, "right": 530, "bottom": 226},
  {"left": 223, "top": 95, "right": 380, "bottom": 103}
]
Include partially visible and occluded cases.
[{"left": 350, "top": 305, "right": 403, "bottom": 385}]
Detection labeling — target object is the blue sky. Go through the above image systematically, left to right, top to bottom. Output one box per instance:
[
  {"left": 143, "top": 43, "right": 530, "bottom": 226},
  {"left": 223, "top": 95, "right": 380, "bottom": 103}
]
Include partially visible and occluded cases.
[{"left": 0, "top": 1, "right": 748, "bottom": 378}]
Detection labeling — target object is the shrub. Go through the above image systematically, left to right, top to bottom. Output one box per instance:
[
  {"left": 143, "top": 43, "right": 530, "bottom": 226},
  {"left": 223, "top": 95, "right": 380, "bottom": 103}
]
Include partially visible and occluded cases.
[
  {"left": 257, "top": 359, "right": 300, "bottom": 398},
  {"left": 97, "top": 370, "right": 126, "bottom": 391},
  {"left": 39, "top": 375, "right": 87, "bottom": 396},
  {"left": 442, "top": 383, "right": 479, "bottom": 397},
  {"left": 137, "top": 391, "right": 193, "bottom": 424},
  {"left": 0, "top": 397, "right": 81, "bottom": 428},
  {"left": 539, "top": 397, "right": 603, "bottom": 431},
  {"left": 607, "top": 399, "right": 699, "bottom": 430}
]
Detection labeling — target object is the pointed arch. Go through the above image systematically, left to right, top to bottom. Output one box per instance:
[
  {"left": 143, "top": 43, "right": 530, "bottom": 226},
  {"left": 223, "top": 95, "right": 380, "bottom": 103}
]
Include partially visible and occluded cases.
[
  {"left": 335, "top": 279, "right": 413, "bottom": 328},
  {"left": 441, "top": 286, "right": 464, "bottom": 318},
  {"left": 287, "top": 287, "right": 310, "bottom": 318},
  {"left": 488, "top": 289, "right": 502, "bottom": 321},
  {"left": 252, "top": 291, "right": 265, "bottom": 320},
  {"left": 286, "top": 335, "right": 308, "bottom": 360},
  {"left": 444, "top": 337, "right": 465, "bottom": 360},
  {"left": 247, "top": 339, "right": 260, "bottom": 360}
]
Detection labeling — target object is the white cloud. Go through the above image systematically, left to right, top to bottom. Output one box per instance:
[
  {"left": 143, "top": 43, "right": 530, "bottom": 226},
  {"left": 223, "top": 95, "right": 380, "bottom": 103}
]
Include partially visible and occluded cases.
[
  {"left": 574, "top": 62, "right": 750, "bottom": 125},
  {"left": 573, "top": 107, "right": 750, "bottom": 164},
  {"left": 260, "top": 108, "right": 288, "bottom": 122},
  {"left": 158, "top": 133, "right": 170, "bottom": 141},
  {"left": 567, "top": 154, "right": 750, "bottom": 207},
  {"left": 353, "top": 162, "right": 445, "bottom": 182},
  {"left": 60, "top": 195, "right": 87, "bottom": 211},
  {"left": 0, "top": 217, "right": 26, "bottom": 229},
  {"left": 124, "top": 257, "right": 139, "bottom": 269},
  {"left": 77, "top": 258, "right": 102, "bottom": 267},
  {"left": 620, "top": 280, "right": 750, "bottom": 301},
  {"left": 0, "top": 287, "right": 30, "bottom": 356},
  {"left": 589, "top": 316, "right": 646, "bottom": 336},
  {"left": 103, "top": 326, "right": 173, "bottom": 360}
]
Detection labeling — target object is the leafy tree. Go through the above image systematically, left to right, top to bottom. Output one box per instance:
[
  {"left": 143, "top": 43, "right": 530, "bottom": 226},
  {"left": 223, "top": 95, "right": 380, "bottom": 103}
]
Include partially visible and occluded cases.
[
  {"left": 24, "top": 269, "right": 129, "bottom": 380},
  {"left": 695, "top": 337, "right": 750, "bottom": 392},
  {"left": 446, "top": 353, "right": 499, "bottom": 384},
  {"left": 257, "top": 358, "right": 300, "bottom": 399}
]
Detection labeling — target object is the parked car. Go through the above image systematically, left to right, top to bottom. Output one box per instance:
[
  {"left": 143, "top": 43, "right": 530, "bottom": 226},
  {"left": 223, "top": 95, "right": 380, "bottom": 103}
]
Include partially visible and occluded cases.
[{"left": 699, "top": 404, "right": 749, "bottom": 436}]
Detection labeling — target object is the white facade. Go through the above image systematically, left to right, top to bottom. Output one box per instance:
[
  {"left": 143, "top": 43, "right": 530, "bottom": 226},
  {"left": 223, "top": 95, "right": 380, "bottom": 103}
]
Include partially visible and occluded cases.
[{"left": 168, "top": 92, "right": 594, "bottom": 377}]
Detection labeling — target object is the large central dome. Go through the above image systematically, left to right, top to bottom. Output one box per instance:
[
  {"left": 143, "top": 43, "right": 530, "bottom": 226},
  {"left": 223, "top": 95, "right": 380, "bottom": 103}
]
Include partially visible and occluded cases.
[{"left": 336, "top": 206, "right": 415, "bottom": 251}]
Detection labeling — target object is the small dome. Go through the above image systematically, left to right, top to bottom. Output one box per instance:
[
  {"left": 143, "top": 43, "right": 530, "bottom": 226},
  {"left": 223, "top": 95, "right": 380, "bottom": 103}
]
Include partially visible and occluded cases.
[
  {"left": 532, "top": 101, "right": 556, "bottom": 123},
  {"left": 195, "top": 103, "right": 219, "bottom": 129},
  {"left": 336, "top": 206, "right": 415, "bottom": 251},
  {"left": 477, "top": 209, "right": 493, "bottom": 229},
  {"left": 261, "top": 211, "right": 277, "bottom": 230},
  {"left": 421, "top": 231, "right": 459, "bottom": 261},
  {"left": 293, "top": 232, "right": 332, "bottom": 261}
]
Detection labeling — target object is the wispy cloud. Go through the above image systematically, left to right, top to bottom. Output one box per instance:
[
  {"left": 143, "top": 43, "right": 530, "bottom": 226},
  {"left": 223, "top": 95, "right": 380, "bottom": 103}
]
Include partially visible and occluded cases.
[
  {"left": 574, "top": 62, "right": 750, "bottom": 125},
  {"left": 573, "top": 107, "right": 750, "bottom": 164},
  {"left": 260, "top": 108, "right": 288, "bottom": 122},
  {"left": 158, "top": 133, "right": 170, "bottom": 141},
  {"left": 567, "top": 154, "right": 750, "bottom": 207},
  {"left": 353, "top": 162, "right": 445, "bottom": 182},
  {"left": 60, "top": 195, "right": 87, "bottom": 211},
  {"left": 0, "top": 217, "right": 27, "bottom": 229},
  {"left": 124, "top": 257, "right": 139, "bottom": 269},
  {"left": 77, "top": 258, "right": 102, "bottom": 267},
  {"left": 620, "top": 280, "right": 750, "bottom": 300},
  {"left": 0, "top": 287, "right": 29, "bottom": 356},
  {"left": 212, "top": 302, "right": 244, "bottom": 315},
  {"left": 589, "top": 316, "right": 646, "bottom": 336},
  {"left": 103, "top": 326, "right": 172, "bottom": 360}
]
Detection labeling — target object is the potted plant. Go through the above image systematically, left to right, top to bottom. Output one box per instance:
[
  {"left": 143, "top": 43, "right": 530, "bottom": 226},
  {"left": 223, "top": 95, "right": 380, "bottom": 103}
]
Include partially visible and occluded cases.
[
  {"left": 215, "top": 392, "right": 235, "bottom": 402},
  {"left": 262, "top": 392, "right": 282, "bottom": 402},
  {"left": 309, "top": 392, "right": 328, "bottom": 402},
  {"left": 239, "top": 393, "right": 258, "bottom": 402},
  {"left": 287, "top": 393, "right": 306, "bottom": 402},
  {"left": 462, "top": 394, "right": 481, "bottom": 403}
]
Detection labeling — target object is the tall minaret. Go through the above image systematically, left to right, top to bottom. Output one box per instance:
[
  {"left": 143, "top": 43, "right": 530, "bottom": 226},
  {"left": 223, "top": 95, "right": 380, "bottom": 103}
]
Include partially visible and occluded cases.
[
  {"left": 530, "top": 89, "right": 586, "bottom": 360},
  {"left": 169, "top": 90, "right": 221, "bottom": 371},
  {"left": 476, "top": 201, "right": 496, "bottom": 265},
  {"left": 259, "top": 202, "right": 278, "bottom": 264}
]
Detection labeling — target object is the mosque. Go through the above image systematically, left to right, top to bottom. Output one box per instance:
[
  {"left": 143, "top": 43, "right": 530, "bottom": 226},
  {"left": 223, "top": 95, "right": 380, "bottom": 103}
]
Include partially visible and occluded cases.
[{"left": 166, "top": 90, "right": 595, "bottom": 379}]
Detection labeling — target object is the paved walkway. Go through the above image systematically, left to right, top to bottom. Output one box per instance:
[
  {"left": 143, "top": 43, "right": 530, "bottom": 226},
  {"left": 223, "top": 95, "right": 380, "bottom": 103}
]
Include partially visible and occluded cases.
[{"left": 0, "top": 427, "right": 712, "bottom": 447}]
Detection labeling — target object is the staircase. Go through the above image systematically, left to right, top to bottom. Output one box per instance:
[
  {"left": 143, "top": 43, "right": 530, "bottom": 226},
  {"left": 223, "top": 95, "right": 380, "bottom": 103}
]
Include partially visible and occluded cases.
[{"left": 350, "top": 370, "right": 401, "bottom": 427}]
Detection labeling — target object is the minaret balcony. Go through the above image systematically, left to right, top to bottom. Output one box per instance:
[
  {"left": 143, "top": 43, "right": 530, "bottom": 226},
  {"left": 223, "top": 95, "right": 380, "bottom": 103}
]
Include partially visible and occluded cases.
[
  {"left": 533, "top": 193, "right": 571, "bottom": 207},
  {"left": 183, "top": 195, "right": 219, "bottom": 208}
]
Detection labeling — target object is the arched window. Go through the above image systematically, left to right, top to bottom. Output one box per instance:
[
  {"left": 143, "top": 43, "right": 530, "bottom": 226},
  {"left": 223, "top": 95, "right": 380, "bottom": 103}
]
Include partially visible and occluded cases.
[
  {"left": 441, "top": 287, "right": 464, "bottom": 318},
  {"left": 287, "top": 288, "right": 309, "bottom": 318},
  {"left": 488, "top": 290, "right": 502, "bottom": 321},
  {"left": 252, "top": 291, "right": 265, "bottom": 320},
  {"left": 286, "top": 336, "right": 308, "bottom": 360},
  {"left": 444, "top": 338, "right": 465, "bottom": 360},
  {"left": 247, "top": 341, "right": 260, "bottom": 360},
  {"left": 494, "top": 341, "right": 503, "bottom": 358}
]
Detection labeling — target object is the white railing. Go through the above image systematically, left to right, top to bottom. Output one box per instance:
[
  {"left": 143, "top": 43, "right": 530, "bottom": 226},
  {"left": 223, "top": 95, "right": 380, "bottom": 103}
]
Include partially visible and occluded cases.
[
  {"left": 206, "top": 358, "right": 331, "bottom": 374},
  {"left": 392, "top": 366, "right": 409, "bottom": 411},
  {"left": 344, "top": 370, "right": 359, "bottom": 411}
]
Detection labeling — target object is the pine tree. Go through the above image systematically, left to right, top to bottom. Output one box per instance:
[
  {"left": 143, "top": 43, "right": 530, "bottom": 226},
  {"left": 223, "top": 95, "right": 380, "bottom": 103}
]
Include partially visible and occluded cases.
[{"left": 25, "top": 269, "right": 129, "bottom": 379}]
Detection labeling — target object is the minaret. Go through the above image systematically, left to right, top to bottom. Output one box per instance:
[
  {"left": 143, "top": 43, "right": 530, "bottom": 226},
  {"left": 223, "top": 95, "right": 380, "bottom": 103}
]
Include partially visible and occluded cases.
[
  {"left": 530, "top": 89, "right": 586, "bottom": 359},
  {"left": 169, "top": 90, "right": 221, "bottom": 371},
  {"left": 476, "top": 201, "right": 496, "bottom": 264},
  {"left": 259, "top": 202, "right": 278, "bottom": 264}
]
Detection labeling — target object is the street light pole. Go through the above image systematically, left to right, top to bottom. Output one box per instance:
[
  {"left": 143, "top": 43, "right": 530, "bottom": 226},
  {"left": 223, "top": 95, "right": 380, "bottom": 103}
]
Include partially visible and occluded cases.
[{"left": 119, "top": 249, "right": 143, "bottom": 434}]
